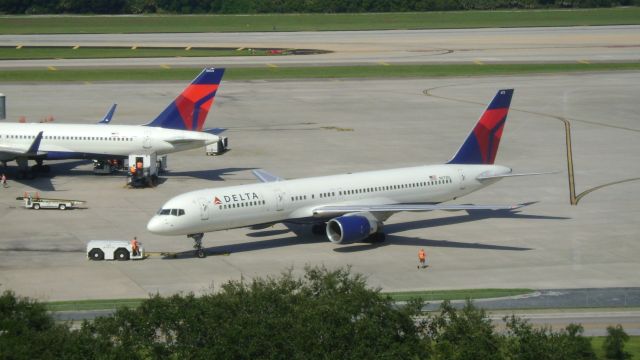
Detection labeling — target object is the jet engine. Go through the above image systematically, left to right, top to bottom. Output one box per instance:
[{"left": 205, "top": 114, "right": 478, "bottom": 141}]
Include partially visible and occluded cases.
[{"left": 326, "top": 214, "right": 379, "bottom": 244}]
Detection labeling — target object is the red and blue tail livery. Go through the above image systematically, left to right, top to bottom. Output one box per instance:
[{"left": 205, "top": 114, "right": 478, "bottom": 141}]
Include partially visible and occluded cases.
[
  {"left": 146, "top": 68, "right": 225, "bottom": 131},
  {"left": 448, "top": 89, "right": 514, "bottom": 165}
]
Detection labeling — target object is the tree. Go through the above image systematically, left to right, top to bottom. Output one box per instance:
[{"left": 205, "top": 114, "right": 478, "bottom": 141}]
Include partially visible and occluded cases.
[
  {"left": 83, "top": 266, "right": 431, "bottom": 359},
  {"left": 425, "top": 300, "right": 503, "bottom": 360},
  {"left": 604, "top": 325, "right": 632, "bottom": 360}
]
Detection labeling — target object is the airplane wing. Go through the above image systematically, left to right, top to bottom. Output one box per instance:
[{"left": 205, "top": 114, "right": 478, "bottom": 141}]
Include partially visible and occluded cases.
[
  {"left": 98, "top": 104, "right": 117, "bottom": 124},
  {"left": 0, "top": 131, "right": 45, "bottom": 159},
  {"left": 165, "top": 138, "right": 208, "bottom": 146},
  {"left": 252, "top": 169, "right": 284, "bottom": 183},
  {"left": 476, "top": 171, "right": 558, "bottom": 181},
  {"left": 312, "top": 203, "right": 520, "bottom": 216}
]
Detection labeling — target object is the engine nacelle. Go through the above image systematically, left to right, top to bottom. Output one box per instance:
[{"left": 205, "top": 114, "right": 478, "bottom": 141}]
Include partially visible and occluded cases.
[{"left": 326, "top": 215, "right": 379, "bottom": 244}]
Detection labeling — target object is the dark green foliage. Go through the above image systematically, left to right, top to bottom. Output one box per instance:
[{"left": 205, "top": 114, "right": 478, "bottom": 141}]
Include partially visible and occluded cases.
[
  {"left": 0, "top": 0, "right": 635, "bottom": 14},
  {"left": 81, "top": 267, "right": 429, "bottom": 359},
  {"left": 0, "top": 271, "right": 629, "bottom": 359},
  {"left": 0, "top": 290, "right": 99, "bottom": 360},
  {"left": 425, "top": 300, "right": 502, "bottom": 360},
  {"left": 503, "top": 316, "right": 596, "bottom": 359},
  {"left": 604, "top": 325, "right": 633, "bottom": 359}
]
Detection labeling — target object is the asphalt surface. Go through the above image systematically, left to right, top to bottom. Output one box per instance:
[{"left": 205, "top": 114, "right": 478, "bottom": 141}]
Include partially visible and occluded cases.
[
  {"left": 0, "top": 26, "right": 638, "bottom": 68},
  {"left": 0, "top": 72, "right": 638, "bottom": 302}
]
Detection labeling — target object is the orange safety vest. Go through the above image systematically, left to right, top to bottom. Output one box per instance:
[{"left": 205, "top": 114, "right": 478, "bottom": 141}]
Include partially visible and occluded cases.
[{"left": 418, "top": 249, "right": 426, "bottom": 261}]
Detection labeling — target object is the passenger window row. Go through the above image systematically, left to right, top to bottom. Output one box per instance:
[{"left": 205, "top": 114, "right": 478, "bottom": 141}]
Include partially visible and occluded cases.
[
  {"left": 1, "top": 134, "right": 133, "bottom": 141},
  {"left": 286, "top": 177, "right": 453, "bottom": 203},
  {"left": 220, "top": 200, "right": 266, "bottom": 210}
]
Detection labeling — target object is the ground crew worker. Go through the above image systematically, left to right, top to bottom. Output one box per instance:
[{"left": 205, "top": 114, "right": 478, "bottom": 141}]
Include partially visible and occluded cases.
[
  {"left": 136, "top": 161, "right": 143, "bottom": 170},
  {"left": 1, "top": 173, "right": 7, "bottom": 188},
  {"left": 131, "top": 236, "right": 139, "bottom": 256},
  {"left": 418, "top": 248, "right": 427, "bottom": 269}
]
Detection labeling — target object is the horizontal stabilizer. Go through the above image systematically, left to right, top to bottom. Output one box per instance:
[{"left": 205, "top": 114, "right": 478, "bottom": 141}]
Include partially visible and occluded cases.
[
  {"left": 203, "top": 127, "right": 226, "bottom": 135},
  {"left": 252, "top": 169, "right": 284, "bottom": 183}
]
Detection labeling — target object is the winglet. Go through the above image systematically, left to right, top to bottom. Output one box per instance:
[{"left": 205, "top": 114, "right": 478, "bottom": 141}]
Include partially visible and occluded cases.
[
  {"left": 448, "top": 89, "right": 514, "bottom": 165},
  {"left": 99, "top": 104, "right": 117, "bottom": 124},
  {"left": 27, "top": 131, "right": 43, "bottom": 155},
  {"left": 252, "top": 169, "right": 284, "bottom": 183}
]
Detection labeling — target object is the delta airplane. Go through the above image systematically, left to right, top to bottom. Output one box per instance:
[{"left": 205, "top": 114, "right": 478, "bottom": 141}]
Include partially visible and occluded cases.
[
  {"left": 0, "top": 68, "right": 225, "bottom": 179},
  {"left": 148, "top": 89, "right": 537, "bottom": 258}
]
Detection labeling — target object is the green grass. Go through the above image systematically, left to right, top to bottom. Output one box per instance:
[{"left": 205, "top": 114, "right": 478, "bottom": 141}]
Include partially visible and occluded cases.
[
  {"left": 1, "top": 8, "right": 639, "bottom": 34},
  {"left": 0, "top": 46, "right": 290, "bottom": 60},
  {"left": 1, "top": 63, "right": 639, "bottom": 82},
  {"left": 385, "top": 288, "right": 533, "bottom": 302},
  {"left": 46, "top": 298, "right": 144, "bottom": 312},
  {"left": 591, "top": 336, "right": 640, "bottom": 358}
]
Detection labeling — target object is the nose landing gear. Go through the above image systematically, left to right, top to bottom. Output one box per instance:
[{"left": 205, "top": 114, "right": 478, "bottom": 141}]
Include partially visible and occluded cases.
[{"left": 188, "top": 233, "right": 206, "bottom": 258}]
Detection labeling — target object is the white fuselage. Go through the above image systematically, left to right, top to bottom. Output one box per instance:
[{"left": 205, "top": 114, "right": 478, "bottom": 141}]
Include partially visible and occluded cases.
[
  {"left": 0, "top": 122, "right": 219, "bottom": 161},
  {"left": 147, "top": 164, "right": 510, "bottom": 236}
]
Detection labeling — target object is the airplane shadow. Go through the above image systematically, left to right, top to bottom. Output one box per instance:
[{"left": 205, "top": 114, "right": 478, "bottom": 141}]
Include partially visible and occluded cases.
[
  {"left": 163, "top": 167, "right": 255, "bottom": 182},
  {"left": 162, "top": 204, "right": 562, "bottom": 259}
]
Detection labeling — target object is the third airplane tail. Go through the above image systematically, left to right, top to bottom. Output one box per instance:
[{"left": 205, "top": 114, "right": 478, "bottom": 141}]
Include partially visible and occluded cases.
[
  {"left": 145, "top": 67, "right": 225, "bottom": 132},
  {"left": 447, "top": 89, "right": 514, "bottom": 165}
]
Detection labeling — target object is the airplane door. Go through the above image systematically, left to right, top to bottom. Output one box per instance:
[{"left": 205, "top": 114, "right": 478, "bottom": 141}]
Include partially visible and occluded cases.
[
  {"left": 143, "top": 130, "right": 152, "bottom": 149},
  {"left": 457, "top": 169, "right": 466, "bottom": 190},
  {"left": 274, "top": 190, "right": 285, "bottom": 211},
  {"left": 198, "top": 198, "right": 209, "bottom": 220}
]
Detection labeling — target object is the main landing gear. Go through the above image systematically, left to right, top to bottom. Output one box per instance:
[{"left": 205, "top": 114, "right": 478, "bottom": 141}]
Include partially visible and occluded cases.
[{"left": 188, "top": 233, "right": 206, "bottom": 258}]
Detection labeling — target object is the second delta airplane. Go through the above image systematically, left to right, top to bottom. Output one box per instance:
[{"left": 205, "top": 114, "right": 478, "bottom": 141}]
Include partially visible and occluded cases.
[
  {"left": 0, "top": 68, "right": 225, "bottom": 178},
  {"left": 148, "top": 89, "right": 536, "bottom": 258}
]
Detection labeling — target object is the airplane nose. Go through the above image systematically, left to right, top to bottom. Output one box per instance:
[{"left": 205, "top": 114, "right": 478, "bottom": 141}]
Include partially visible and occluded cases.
[{"left": 147, "top": 216, "right": 165, "bottom": 234}]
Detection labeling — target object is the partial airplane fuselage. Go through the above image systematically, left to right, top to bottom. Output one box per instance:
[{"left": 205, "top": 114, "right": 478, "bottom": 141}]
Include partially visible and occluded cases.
[{"left": 0, "top": 122, "right": 219, "bottom": 161}]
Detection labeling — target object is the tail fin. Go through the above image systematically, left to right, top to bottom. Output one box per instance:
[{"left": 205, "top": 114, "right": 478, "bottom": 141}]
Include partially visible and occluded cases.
[
  {"left": 145, "top": 68, "right": 224, "bottom": 131},
  {"left": 447, "top": 89, "right": 514, "bottom": 165}
]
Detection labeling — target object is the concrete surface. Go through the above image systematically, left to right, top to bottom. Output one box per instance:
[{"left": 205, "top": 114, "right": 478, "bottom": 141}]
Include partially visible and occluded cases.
[
  {"left": 0, "top": 26, "right": 638, "bottom": 68},
  {"left": 0, "top": 71, "right": 638, "bottom": 301}
]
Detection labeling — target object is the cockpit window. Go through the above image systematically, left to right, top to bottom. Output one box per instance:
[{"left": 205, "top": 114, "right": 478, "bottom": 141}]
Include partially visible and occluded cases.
[{"left": 158, "top": 208, "right": 185, "bottom": 216}]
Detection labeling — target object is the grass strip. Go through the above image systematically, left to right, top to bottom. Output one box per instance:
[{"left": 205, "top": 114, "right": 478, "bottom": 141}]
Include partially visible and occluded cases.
[
  {"left": 1, "top": 8, "right": 639, "bottom": 34},
  {"left": 0, "top": 46, "right": 287, "bottom": 60},
  {"left": 1, "top": 63, "right": 639, "bottom": 82},
  {"left": 384, "top": 288, "right": 533, "bottom": 302},
  {"left": 46, "top": 298, "right": 144, "bottom": 312},
  {"left": 591, "top": 336, "right": 640, "bottom": 358}
]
